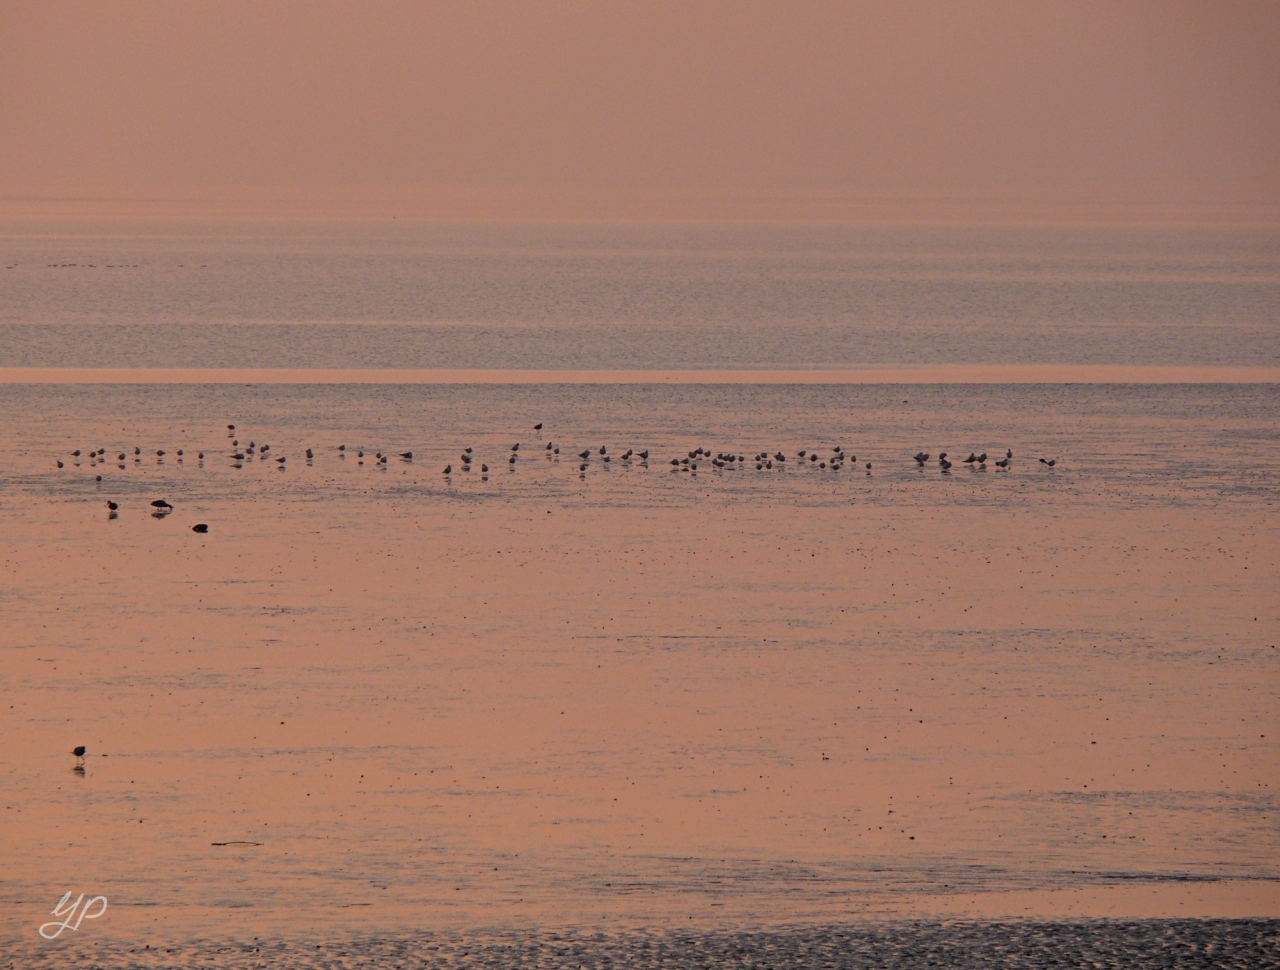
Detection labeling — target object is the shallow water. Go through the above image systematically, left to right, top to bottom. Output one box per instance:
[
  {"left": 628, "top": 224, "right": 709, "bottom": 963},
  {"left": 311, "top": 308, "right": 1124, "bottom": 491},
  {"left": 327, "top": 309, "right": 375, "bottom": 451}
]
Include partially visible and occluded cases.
[{"left": 1, "top": 224, "right": 1278, "bottom": 962}]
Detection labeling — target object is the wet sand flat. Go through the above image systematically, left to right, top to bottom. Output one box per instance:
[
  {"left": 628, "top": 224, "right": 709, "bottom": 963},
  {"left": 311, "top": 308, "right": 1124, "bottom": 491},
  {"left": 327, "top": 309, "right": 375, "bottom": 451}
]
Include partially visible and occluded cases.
[{"left": 1, "top": 382, "right": 1276, "bottom": 958}]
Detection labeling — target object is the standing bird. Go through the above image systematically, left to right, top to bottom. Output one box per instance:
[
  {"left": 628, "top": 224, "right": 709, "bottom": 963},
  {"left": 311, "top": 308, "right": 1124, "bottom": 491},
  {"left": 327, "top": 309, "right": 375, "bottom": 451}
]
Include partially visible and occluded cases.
[
  {"left": 533, "top": 423, "right": 543, "bottom": 431},
  {"left": 511, "top": 443, "right": 520, "bottom": 452},
  {"left": 1006, "top": 449, "right": 1013, "bottom": 459},
  {"left": 443, "top": 465, "right": 452, "bottom": 474},
  {"left": 150, "top": 499, "right": 173, "bottom": 512},
  {"left": 106, "top": 501, "right": 118, "bottom": 511},
  {"left": 192, "top": 523, "right": 209, "bottom": 533},
  {"left": 72, "top": 745, "right": 86, "bottom": 762}
]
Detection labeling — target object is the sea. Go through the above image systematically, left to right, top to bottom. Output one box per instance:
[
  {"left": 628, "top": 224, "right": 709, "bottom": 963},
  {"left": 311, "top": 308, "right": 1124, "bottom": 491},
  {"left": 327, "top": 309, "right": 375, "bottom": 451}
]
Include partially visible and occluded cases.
[{"left": 0, "top": 220, "right": 1277, "bottom": 967}]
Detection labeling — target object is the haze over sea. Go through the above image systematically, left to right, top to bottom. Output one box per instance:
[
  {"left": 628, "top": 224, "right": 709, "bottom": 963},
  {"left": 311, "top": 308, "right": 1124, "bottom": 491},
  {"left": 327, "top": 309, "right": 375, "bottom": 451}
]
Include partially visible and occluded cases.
[{"left": 2, "top": 220, "right": 1278, "bottom": 967}]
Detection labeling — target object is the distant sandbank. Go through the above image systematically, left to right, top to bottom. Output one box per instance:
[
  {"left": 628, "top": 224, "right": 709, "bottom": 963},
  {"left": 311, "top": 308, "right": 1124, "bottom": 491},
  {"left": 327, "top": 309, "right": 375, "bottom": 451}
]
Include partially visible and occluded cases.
[{"left": 1, "top": 366, "right": 1277, "bottom": 384}]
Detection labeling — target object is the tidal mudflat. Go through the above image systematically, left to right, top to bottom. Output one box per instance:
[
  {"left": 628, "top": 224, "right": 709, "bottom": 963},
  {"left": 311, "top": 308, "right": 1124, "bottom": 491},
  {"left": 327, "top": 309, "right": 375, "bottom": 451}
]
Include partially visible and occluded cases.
[{"left": 1, "top": 381, "right": 1276, "bottom": 967}]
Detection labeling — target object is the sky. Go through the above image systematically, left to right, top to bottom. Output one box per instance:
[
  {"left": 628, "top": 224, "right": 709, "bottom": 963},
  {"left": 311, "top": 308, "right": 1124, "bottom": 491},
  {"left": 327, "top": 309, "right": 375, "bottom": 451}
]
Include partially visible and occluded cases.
[{"left": 1, "top": 0, "right": 1277, "bottom": 221}]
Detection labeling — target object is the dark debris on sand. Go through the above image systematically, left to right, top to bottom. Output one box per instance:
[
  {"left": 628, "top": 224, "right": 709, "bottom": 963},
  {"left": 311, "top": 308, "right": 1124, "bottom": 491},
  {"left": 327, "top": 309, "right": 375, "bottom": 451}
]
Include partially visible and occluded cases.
[{"left": 8, "top": 920, "right": 1280, "bottom": 969}]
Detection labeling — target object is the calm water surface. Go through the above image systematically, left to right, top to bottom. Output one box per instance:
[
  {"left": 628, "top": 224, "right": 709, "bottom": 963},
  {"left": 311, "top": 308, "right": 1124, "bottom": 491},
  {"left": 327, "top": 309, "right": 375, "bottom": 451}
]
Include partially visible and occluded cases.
[{"left": 1, "top": 223, "right": 1277, "bottom": 965}]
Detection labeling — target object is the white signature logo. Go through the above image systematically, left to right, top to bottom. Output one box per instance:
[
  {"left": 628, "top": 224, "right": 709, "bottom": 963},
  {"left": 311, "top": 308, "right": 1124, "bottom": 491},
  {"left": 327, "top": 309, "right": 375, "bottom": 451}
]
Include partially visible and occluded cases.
[{"left": 39, "top": 892, "right": 108, "bottom": 939}]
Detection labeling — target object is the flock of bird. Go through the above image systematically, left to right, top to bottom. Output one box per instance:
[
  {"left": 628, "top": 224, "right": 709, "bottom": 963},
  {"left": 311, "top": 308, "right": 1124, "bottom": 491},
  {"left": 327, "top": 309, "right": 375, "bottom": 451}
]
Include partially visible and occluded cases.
[{"left": 59, "top": 422, "right": 1059, "bottom": 503}]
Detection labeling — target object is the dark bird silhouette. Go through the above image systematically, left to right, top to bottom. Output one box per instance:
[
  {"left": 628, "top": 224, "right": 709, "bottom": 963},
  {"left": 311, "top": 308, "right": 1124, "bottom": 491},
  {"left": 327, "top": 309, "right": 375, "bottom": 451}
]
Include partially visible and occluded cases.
[
  {"left": 534, "top": 423, "right": 543, "bottom": 430},
  {"left": 227, "top": 425, "right": 235, "bottom": 430},
  {"left": 546, "top": 442, "right": 554, "bottom": 450},
  {"left": 338, "top": 444, "right": 346, "bottom": 451},
  {"left": 511, "top": 444, "right": 520, "bottom": 452},
  {"left": 598, "top": 446, "right": 607, "bottom": 455},
  {"left": 464, "top": 447, "right": 472, "bottom": 454},
  {"left": 306, "top": 449, "right": 314, "bottom": 459},
  {"left": 1007, "top": 449, "right": 1013, "bottom": 459},
  {"left": 72, "top": 450, "right": 81, "bottom": 457},
  {"left": 579, "top": 450, "right": 591, "bottom": 460},
  {"left": 639, "top": 450, "right": 649, "bottom": 460},
  {"left": 914, "top": 452, "right": 930, "bottom": 464},
  {"left": 938, "top": 452, "right": 947, "bottom": 461},
  {"left": 118, "top": 453, "right": 126, "bottom": 461},
  {"left": 198, "top": 453, "right": 204, "bottom": 459},
  {"left": 232, "top": 453, "right": 245, "bottom": 460},
  {"left": 964, "top": 453, "right": 978, "bottom": 464},
  {"left": 977, "top": 453, "right": 987, "bottom": 463},
  {"left": 461, "top": 454, "right": 471, "bottom": 463},
  {"left": 276, "top": 456, "right": 286, "bottom": 463},
  {"left": 995, "top": 458, "right": 1010, "bottom": 468},
  {"left": 1040, "top": 458, "right": 1057, "bottom": 467},
  {"left": 940, "top": 459, "right": 952, "bottom": 471},
  {"left": 56, "top": 460, "right": 63, "bottom": 468},
  {"left": 579, "top": 463, "right": 588, "bottom": 471},
  {"left": 481, "top": 464, "right": 488, "bottom": 473},
  {"left": 444, "top": 465, "right": 452, "bottom": 474},
  {"left": 150, "top": 499, "right": 173, "bottom": 511},
  {"left": 106, "top": 501, "right": 118, "bottom": 511},
  {"left": 192, "top": 523, "right": 209, "bottom": 533},
  {"left": 72, "top": 746, "right": 86, "bottom": 761}
]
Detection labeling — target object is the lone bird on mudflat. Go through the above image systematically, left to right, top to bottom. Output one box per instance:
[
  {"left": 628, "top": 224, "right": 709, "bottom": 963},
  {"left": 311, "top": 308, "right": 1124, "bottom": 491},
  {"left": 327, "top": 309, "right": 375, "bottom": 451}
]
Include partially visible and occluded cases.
[
  {"left": 150, "top": 499, "right": 173, "bottom": 512},
  {"left": 72, "top": 745, "right": 86, "bottom": 762}
]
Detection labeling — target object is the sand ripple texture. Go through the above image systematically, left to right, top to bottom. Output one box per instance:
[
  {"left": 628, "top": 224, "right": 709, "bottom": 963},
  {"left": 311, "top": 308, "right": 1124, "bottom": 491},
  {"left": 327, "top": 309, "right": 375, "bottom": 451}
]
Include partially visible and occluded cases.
[{"left": 8, "top": 921, "right": 1280, "bottom": 970}]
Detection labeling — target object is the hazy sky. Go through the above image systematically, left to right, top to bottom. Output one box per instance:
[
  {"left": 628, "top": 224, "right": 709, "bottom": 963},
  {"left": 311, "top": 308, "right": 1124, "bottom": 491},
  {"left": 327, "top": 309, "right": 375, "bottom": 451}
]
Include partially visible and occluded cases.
[{"left": 2, "top": 1, "right": 1277, "bottom": 219}]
